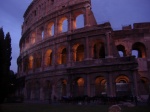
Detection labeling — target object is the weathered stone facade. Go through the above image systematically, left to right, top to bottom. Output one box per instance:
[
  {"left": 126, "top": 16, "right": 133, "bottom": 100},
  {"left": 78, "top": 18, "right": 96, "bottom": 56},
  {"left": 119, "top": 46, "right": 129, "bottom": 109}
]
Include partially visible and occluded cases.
[{"left": 17, "top": 0, "right": 150, "bottom": 102}]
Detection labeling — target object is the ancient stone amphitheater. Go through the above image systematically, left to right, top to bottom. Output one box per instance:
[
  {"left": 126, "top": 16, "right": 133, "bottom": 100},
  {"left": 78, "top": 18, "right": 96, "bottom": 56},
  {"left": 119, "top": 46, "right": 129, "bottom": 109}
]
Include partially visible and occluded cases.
[{"left": 17, "top": 0, "right": 150, "bottom": 102}]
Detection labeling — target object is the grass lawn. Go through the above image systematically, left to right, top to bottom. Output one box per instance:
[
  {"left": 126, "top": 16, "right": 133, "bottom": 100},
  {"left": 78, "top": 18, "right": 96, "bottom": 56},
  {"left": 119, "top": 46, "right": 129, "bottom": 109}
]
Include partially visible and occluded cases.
[{"left": 0, "top": 103, "right": 150, "bottom": 112}]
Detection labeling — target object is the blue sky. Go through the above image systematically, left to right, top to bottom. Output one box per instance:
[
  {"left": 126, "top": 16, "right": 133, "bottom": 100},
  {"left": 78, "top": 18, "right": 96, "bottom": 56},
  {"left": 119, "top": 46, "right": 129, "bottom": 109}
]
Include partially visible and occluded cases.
[{"left": 0, "top": 0, "right": 150, "bottom": 73}]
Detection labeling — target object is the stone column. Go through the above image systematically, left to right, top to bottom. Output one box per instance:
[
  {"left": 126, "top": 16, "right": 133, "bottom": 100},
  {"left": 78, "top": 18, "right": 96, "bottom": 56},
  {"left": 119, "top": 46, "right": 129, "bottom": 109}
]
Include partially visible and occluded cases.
[
  {"left": 84, "top": 7, "right": 90, "bottom": 27},
  {"left": 68, "top": 13, "right": 73, "bottom": 32},
  {"left": 54, "top": 18, "right": 58, "bottom": 35},
  {"left": 105, "top": 32, "right": 113, "bottom": 58},
  {"left": 85, "top": 37, "right": 90, "bottom": 60},
  {"left": 67, "top": 41, "right": 71, "bottom": 67},
  {"left": 52, "top": 45, "right": 56, "bottom": 67},
  {"left": 41, "top": 49, "right": 44, "bottom": 71},
  {"left": 133, "top": 71, "right": 139, "bottom": 97},
  {"left": 106, "top": 72, "right": 115, "bottom": 97},
  {"left": 86, "top": 74, "right": 91, "bottom": 96},
  {"left": 67, "top": 83, "right": 71, "bottom": 97},
  {"left": 40, "top": 87, "right": 44, "bottom": 101}
]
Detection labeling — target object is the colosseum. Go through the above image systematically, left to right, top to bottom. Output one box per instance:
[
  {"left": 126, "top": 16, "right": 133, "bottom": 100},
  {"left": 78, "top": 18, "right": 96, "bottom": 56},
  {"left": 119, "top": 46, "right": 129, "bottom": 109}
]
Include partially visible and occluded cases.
[{"left": 17, "top": 0, "right": 150, "bottom": 103}]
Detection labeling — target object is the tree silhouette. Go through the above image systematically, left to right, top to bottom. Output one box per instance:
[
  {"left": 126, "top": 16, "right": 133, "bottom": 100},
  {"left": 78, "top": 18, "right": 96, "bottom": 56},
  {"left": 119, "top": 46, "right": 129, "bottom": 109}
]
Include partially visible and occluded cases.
[{"left": 0, "top": 28, "right": 12, "bottom": 103}]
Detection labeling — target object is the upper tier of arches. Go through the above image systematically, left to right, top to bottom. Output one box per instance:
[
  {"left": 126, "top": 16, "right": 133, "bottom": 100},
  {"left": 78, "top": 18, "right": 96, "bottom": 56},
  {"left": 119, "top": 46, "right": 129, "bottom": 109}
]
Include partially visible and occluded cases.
[{"left": 20, "top": 0, "right": 97, "bottom": 52}]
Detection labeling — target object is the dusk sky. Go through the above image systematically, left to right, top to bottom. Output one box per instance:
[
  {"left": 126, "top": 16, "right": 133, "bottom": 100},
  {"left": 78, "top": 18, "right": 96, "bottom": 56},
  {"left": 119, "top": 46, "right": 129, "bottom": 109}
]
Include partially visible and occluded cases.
[{"left": 0, "top": 0, "right": 150, "bottom": 73}]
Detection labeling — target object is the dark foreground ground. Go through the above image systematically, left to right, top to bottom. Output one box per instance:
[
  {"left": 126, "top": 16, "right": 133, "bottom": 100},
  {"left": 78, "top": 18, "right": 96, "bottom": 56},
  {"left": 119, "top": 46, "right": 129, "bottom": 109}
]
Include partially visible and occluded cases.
[{"left": 0, "top": 103, "right": 150, "bottom": 112}]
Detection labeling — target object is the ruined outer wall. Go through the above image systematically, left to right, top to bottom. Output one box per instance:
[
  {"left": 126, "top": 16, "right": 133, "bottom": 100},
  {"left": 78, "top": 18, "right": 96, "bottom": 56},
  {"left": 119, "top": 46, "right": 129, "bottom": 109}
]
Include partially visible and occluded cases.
[{"left": 112, "top": 22, "right": 150, "bottom": 79}]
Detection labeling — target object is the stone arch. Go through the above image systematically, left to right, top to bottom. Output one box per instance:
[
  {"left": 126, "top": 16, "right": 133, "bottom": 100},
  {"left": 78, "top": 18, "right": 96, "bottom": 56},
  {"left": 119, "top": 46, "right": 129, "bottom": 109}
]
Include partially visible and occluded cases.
[
  {"left": 72, "top": 10, "right": 85, "bottom": 29},
  {"left": 58, "top": 16, "right": 68, "bottom": 33},
  {"left": 47, "top": 22, "right": 55, "bottom": 37},
  {"left": 37, "top": 27, "right": 45, "bottom": 41},
  {"left": 30, "top": 31, "right": 36, "bottom": 44},
  {"left": 25, "top": 37, "right": 30, "bottom": 49},
  {"left": 93, "top": 42, "right": 105, "bottom": 59},
  {"left": 132, "top": 42, "right": 147, "bottom": 58},
  {"left": 72, "top": 43, "right": 84, "bottom": 62},
  {"left": 76, "top": 44, "right": 84, "bottom": 61},
  {"left": 117, "top": 44, "right": 126, "bottom": 57},
  {"left": 57, "top": 46, "right": 67, "bottom": 64},
  {"left": 44, "top": 49, "right": 52, "bottom": 66},
  {"left": 34, "top": 52, "right": 42, "bottom": 68},
  {"left": 28, "top": 55, "right": 34, "bottom": 70},
  {"left": 23, "top": 57, "right": 28, "bottom": 72},
  {"left": 115, "top": 75, "right": 131, "bottom": 96},
  {"left": 95, "top": 76, "right": 107, "bottom": 96},
  {"left": 72, "top": 77, "right": 85, "bottom": 96},
  {"left": 139, "top": 77, "right": 149, "bottom": 95},
  {"left": 56, "top": 78, "right": 67, "bottom": 99},
  {"left": 43, "top": 80, "right": 52, "bottom": 100},
  {"left": 33, "top": 81, "right": 40, "bottom": 100},
  {"left": 26, "top": 82, "right": 32, "bottom": 100}
]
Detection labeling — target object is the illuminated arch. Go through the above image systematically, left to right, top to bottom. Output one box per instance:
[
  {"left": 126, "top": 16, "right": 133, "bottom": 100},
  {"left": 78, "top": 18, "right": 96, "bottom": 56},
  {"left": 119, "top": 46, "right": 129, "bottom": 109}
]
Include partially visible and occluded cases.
[
  {"left": 72, "top": 11, "right": 85, "bottom": 29},
  {"left": 58, "top": 17, "right": 68, "bottom": 33},
  {"left": 47, "top": 22, "right": 54, "bottom": 36},
  {"left": 37, "top": 27, "right": 44, "bottom": 41},
  {"left": 31, "top": 32, "right": 36, "bottom": 44},
  {"left": 132, "top": 42, "right": 146, "bottom": 58},
  {"left": 76, "top": 44, "right": 84, "bottom": 61},
  {"left": 61, "top": 48, "right": 67, "bottom": 64},
  {"left": 44, "top": 49, "right": 52, "bottom": 66},
  {"left": 35, "top": 52, "right": 42, "bottom": 68},
  {"left": 28, "top": 56, "right": 34, "bottom": 69},
  {"left": 115, "top": 75, "right": 131, "bottom": 96},
  {"left": 115, "top": 75, "right": 130, "bottom": 83},
  {"left": 95, "top": 76, "right": 107, "bottom": 96},
  {"left": 71, "top": 77, "right": 85, "bottom": 96}
]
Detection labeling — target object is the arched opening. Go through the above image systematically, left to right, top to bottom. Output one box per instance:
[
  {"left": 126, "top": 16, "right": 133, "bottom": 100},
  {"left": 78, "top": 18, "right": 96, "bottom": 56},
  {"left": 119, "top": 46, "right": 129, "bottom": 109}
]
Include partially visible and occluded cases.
[
  {"left": 76, "top": 14, "right": 84, "bottom": 29},
  {"left": 58, "top": 17, "right": 68, "bottom": 33},
  {"left": 47, "top": 22, "right": 55, "bottom": 36},
  {"left": 41, "top": 30, "right": 44, "bottom": 40},
  {"left": 31, "top": 32, "right": 36, "bottom": 44},
  {"left": 25, "top": 37, "right": 29, "bottom": 49},
  {"left": 94, "top": 42, "right": 105, "bottom": 59},
  {"left": 132, "top": 42, "right": 146, "bottom": 58},
  {"left": 76, "top": 45, "right": 84, "bottom": 61},
  {"left": 117, "top": 45, "right": 126, "bottom": 57},
  {"left": 61, "top": 48, "right": 67, "bottom": 64},
  {"left": 44, "top": 49, "right": 52, "bottom": 66},
  {"left": 131, "top": 50, "right": 138, "bottom": 58},
  {"left": 35, "top": 53, "right": 42, "bottom": 68},
  {"left": 28, "top": 56, "right": 33, "bottom": 70},
  {"left": 23, "top": 58, "right": 28, "bottom": 72},
  {"left": 115, "top": 75, "right": 131, "bottom": 97},
  {"left": 72, "top": 77, "right": 85, "bottom": 97},
  {"left": 95, "top": 77, "right": 107, "bottom": 96},
  {"left": 139, "top": 77, "right": 149, "bottom": 95},
  {"left": 77, "top": 78, "right": 85, "bottom": 96},
  {"left": 56, "top": 79, "right": 67, "bottom": 99},
  {"left": 44, "top": 81, "right": 52, "bottom": 100},
  {"left": 26, "top": 82, "right": 31, "bottom": 100},
  {"left": 34, "top": 82, "right": 40, "bottom": 100}
]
